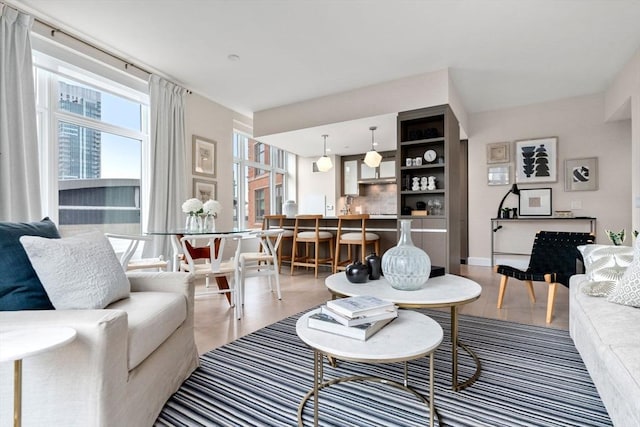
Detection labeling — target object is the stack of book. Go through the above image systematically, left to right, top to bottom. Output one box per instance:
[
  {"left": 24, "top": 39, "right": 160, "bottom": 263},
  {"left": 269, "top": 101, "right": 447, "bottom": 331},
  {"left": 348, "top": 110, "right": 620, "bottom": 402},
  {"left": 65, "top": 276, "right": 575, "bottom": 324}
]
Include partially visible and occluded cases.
[{"left": 307, "top": 295, "right": 398, "bottom": 341}]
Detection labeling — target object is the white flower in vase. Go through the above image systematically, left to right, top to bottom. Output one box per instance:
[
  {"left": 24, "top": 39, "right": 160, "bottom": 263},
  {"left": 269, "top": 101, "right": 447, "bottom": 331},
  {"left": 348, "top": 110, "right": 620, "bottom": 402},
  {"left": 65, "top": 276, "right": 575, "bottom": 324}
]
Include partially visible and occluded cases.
[
  {"left": 182, "top": 198, "right": 203, "bottom": 215},
  {"left": 182, "top": 198, "right": 204, "bottom": 231},
  {"left": 202, "top": 199, "right": 221, "bottom": 232},
  {"left": 203, "top": 199, "right": 221, "bottom": 218}
]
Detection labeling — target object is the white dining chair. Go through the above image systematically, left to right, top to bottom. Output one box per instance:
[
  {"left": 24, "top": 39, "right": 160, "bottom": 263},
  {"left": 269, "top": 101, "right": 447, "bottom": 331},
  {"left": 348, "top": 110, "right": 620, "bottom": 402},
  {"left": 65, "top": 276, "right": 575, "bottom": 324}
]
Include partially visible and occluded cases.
[
  {"left": 237, "top": 228, "right": 284, "bottom": 317},
  {"left": 105, "top": 233, "right": 169, "bottom": 271},
  {"left": 179, "top": 233, "right": 243, "bottom": 319}
]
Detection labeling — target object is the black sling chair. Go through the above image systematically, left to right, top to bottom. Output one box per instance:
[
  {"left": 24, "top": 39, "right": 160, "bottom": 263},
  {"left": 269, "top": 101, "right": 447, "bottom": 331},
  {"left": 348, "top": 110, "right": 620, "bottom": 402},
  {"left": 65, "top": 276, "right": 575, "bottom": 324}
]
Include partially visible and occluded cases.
[{"left": 495, "top": 231, "right": 595, "bottom": 323}]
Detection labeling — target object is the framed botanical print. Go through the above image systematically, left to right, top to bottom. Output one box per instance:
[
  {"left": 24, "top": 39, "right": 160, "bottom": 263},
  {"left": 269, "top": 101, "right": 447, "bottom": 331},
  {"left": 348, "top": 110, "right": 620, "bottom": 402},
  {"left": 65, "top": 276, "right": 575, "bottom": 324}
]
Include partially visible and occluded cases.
[
  {"left": 192, "top": 135, "right": 216, "bottom": 178},
  {"left": 515, "top": 137, "right": 557, "bottom": 184},
  {"left": 565, "top": 157, "right": 598, "bottom": 191},
  {"left": 193, "top": 178, "right": 216, "bottom": 202}
]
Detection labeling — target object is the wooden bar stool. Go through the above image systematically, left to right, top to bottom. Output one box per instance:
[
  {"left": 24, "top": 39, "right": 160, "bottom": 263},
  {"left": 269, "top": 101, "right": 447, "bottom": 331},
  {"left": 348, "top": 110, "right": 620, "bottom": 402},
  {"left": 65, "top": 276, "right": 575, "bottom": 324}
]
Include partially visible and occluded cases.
[
  {"left": 262, "top": 214, "right": 294, "bottom": 272},
  {"left": 290, "top": 214, "right": 334, "bottom": 278},
  {"left": 333, "top": 214, "right": 380, "bottom": 273}
]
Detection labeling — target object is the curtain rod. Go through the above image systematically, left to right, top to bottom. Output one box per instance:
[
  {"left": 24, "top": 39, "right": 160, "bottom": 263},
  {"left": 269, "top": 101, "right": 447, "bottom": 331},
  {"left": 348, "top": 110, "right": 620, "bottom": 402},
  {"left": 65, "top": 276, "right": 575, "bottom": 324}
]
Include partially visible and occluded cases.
[{"left": 2, "top": 1, "right": 192, "bottom": 94}]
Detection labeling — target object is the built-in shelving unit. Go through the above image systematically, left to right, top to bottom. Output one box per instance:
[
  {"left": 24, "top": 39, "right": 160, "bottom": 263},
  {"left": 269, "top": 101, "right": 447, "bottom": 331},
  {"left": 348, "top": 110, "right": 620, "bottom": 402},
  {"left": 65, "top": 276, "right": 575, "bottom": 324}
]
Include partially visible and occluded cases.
[{"left": 396, "top": 105, "right": 460, "bottom": 274}]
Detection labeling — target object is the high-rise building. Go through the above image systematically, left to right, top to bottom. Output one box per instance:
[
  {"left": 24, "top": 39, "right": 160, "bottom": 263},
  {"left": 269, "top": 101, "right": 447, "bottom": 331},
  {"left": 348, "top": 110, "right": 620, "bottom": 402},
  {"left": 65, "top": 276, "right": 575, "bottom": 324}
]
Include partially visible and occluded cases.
[{"left": 58, "top": 82, "right": 102, "bottom": 179}]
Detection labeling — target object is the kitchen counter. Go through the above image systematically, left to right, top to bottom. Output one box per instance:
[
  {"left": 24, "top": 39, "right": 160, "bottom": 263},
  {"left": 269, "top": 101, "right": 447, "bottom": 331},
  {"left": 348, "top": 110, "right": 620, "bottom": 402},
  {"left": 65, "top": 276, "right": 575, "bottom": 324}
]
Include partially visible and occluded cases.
[{"left": 277, "top": 216, "right": 399, "bottom": 258}]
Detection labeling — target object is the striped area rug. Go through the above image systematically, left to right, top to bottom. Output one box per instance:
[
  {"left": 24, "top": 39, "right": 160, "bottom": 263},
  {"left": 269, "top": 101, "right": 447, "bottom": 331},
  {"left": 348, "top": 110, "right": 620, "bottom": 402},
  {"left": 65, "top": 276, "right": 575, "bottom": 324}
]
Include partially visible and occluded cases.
[{"left": 155, "top": 309, "right": 611, "bottom": 427}]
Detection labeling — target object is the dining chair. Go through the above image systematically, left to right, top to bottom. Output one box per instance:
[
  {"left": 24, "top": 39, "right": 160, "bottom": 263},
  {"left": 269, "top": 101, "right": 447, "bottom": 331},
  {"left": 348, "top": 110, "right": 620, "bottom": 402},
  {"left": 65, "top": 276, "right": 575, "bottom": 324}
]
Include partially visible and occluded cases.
[
  {"left": 261, "top": 214, "right": 294, "bottom": 273},
  {"left": 237, "top": 229, "right": 285, "bottom": 317},
  {"left": 495, "top": 230, "right": 595, "bottom": 323},
  {"left": 104, "top": 233, "right": 169, "bottom": 271},
  {"left": 179, "top": 233, "right": 243, "bottom": 319}
]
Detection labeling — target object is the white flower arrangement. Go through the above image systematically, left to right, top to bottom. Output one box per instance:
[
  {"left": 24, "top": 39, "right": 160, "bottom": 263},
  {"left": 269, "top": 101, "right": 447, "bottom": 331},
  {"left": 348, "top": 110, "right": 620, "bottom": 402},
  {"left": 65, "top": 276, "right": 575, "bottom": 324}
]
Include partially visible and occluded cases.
[
  {"left": 182, "top": 198, "right": 203, "bottom": 215},
  {"left": 203, "top": 199, "right": 222, "bottom": 217}
]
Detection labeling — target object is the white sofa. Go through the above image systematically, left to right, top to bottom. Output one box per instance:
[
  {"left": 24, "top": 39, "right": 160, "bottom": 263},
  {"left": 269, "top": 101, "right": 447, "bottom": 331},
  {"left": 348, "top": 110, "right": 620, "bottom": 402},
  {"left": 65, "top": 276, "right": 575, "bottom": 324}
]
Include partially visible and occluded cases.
[
  {"left": 0, "top": 271, "right": 199, "bottom": 427},
  {"left": 569, "top": 274, "right": 640, "bottom": 427}
]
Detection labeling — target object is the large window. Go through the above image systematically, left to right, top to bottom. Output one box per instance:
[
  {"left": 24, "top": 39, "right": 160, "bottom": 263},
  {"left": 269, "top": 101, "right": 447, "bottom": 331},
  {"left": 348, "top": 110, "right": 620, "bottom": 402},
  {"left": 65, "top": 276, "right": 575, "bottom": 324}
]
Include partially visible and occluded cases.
[
  {"left": 34, "top": 55, "right": 149, "bottom": 237},
  {"left": 233, "top": 132, "right": 293, "bottom": 229}
]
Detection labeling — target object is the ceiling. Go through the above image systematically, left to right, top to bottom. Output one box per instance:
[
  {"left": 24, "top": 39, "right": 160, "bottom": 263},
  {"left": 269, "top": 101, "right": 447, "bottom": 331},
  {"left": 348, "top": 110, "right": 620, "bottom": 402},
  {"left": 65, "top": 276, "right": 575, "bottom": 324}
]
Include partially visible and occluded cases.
[{"left": 10, "top": 0, "right": 640, "bottom": 157}]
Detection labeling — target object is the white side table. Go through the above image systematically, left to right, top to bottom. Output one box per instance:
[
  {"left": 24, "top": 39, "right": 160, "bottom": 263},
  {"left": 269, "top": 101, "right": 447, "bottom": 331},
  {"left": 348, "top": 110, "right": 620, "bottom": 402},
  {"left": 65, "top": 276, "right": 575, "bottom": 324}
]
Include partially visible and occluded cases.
[
  {"left": 296, "top": 309, "right": 443, "bottom": 427},
  {"left": 0, "top": 327, "right": 77, "bottom": 427}
]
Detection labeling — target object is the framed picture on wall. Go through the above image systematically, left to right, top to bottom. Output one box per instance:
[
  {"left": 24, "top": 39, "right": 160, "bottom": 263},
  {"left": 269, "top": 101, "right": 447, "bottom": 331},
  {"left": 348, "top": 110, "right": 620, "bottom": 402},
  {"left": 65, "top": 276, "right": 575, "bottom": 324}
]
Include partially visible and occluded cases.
[
  {"left": 192, "top": 135, "right": 216, "bottom": 178},
  {"left": 515, "top": 137, "right": 557, "bottom": 184},
  {"left": 486, "top": 142, "right": 510, "bottom": 164},
  {"left": 565, "top": 157, "right": 598, "bottom": 191},
  {"left": 487, "top": 165, "right": 510, "bottom": 186},
  {"left": 193, "top": 178, "right": 216, "bottom": 202},
  {"left": 519, "top": 188, "right": 552, "bottom": 216}
]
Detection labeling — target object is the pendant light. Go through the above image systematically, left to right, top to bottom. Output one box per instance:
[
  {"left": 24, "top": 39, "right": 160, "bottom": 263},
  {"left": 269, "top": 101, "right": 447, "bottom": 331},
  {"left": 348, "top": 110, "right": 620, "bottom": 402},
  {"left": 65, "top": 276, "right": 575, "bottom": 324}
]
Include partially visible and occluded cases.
[
  {"left": 364, "top": 126, "right": 382, "bottom": 168},
  {"left": 316, "top": 134, "right": 333, "bottom": 172}
]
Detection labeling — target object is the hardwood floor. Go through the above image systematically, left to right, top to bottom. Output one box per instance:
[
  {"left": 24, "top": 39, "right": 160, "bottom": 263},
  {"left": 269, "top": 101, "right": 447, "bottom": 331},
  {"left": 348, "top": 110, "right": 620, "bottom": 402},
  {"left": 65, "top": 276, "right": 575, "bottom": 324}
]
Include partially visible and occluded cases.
[{"left": 193, "top": 265, "right": 570, "bottom": 355}]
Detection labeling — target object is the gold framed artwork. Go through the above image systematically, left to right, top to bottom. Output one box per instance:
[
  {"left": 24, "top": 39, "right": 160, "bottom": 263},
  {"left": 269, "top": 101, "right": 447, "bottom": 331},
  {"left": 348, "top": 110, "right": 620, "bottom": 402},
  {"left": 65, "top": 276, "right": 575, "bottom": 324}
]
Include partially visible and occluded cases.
[
  {"left": 192, "top": 135, "right": 216, "bottom": 178},
  {"left": 486, "top": 142, "right": 510, "bottom": 164},
  {"left": 565, "top": 157, "right": 598, "bottom": 191},
  {"left": 193, "top": 178, "right": 216, "bottom": 202}
]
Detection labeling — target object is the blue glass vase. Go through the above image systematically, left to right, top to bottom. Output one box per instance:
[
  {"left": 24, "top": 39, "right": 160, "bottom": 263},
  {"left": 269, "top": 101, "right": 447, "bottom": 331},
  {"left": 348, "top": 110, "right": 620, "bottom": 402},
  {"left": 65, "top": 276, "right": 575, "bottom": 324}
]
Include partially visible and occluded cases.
[{"left": 381, "top": 219, "right": 431, "bottom": 291}]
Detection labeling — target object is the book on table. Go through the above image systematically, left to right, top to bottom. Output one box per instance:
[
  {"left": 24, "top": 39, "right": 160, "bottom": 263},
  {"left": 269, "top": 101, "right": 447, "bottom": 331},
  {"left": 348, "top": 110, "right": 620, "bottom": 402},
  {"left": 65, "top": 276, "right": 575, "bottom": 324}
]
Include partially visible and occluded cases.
[
  {"left": 325, "top": 295, "right": 395, "bottom": 319},
  {"left": 320, "top": 304, "right": 397, "bottom": 327},
  {"left": 307, "top": 311, "right": 395, "bottom": 341}
]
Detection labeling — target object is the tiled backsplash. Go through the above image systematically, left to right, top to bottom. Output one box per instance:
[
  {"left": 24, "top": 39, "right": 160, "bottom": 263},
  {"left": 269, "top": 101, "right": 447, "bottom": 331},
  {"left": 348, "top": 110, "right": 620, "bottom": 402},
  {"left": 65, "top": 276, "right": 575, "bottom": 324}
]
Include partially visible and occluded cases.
[{"left": 338, "top": 183, "right": 397, "bottom": 215}]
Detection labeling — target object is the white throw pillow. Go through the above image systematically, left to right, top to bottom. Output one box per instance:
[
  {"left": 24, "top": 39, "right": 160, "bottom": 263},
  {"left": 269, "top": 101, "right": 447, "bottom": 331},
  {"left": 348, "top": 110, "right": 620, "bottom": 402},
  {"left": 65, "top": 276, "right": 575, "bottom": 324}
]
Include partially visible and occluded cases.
[
  {"left": 20, "top": 231, "right": 130, "bottom": 309},
  {"left": 607, "top": 238, "right": 640, "bottom": 307},
  {"left": 577, "top": 244, "right": 633, "bottom": 297}
]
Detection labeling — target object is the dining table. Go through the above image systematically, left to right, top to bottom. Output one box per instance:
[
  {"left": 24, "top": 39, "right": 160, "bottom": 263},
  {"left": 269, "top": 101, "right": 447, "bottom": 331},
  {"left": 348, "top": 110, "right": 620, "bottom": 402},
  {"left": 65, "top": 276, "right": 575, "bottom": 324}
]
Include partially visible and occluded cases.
[{"left": 146, "top": 229, "right": 249, "bottom": 304}]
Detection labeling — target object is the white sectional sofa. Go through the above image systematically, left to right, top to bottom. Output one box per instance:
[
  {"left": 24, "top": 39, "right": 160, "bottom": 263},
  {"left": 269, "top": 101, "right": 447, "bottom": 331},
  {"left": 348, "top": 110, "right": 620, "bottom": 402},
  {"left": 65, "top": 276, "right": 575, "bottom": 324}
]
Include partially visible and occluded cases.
[
  {"left": 0, "top": 271, "right": 199, "bottom": 427},
  {"left": 569, "top": 274, "right": 640, "bottom": 427}
]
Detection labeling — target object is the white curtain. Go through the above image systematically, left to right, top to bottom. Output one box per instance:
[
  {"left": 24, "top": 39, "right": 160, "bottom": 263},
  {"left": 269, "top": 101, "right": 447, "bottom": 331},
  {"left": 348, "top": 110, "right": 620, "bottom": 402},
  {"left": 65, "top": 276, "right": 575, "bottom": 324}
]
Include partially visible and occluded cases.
[
  {"left": 0, "top": 6, "right": 41, "bottom": 221},
  {"left": 143, "top": 75, "right": 188, "bottom": 266}
]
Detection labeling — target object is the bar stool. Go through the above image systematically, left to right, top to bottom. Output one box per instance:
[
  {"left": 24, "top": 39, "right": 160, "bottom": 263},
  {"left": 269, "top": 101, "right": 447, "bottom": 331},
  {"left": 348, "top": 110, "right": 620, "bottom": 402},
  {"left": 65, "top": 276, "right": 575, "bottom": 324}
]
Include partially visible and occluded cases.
[
  {"left": 262, "top": 214, "right": 294, "bottom": 272},
  {"left": 290, "top": 214, "right": 334, "bottom": 278},
  {"left": 333, "top": 214, "right": 381, "bottom": 273}
]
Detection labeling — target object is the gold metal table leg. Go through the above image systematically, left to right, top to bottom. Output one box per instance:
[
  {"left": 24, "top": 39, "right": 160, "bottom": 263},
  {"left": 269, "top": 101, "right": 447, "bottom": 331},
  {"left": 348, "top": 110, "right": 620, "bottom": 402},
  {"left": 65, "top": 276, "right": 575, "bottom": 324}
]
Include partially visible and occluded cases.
[
  {"left": 451, "top": 306, "right": 482, "bottom": 391},
  {"left": 14, "top": 359, "right": 22, "bottom": 427}
]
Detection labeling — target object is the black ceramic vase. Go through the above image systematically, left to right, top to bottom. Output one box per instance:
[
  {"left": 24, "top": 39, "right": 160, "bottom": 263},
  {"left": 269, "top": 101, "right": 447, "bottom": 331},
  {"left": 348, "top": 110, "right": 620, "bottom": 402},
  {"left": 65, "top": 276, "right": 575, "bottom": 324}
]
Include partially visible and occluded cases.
[
  {"left": 365, "top": 252, "right": 382, "bottom": 280},
  {"left": 345, "top": 260, "right": 369, "bottom": 283}
]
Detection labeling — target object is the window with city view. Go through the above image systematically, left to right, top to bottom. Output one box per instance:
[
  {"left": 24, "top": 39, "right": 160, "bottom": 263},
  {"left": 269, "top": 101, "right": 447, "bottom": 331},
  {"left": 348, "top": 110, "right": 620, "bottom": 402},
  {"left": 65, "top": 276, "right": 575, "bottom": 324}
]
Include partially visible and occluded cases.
[
  {"left": 35, "top": 62, "right": 148, "bottom": 237},
  {"left": 233, "top": 132, "right": 293, "bottom": 230}
]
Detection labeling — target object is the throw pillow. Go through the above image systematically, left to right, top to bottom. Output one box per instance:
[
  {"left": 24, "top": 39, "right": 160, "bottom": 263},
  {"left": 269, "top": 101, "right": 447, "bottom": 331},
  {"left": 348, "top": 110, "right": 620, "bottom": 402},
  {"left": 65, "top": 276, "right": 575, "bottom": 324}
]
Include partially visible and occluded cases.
[
  {"left": 0, "top": 217, "right": 59, "bottom": 310},
  {"left": 20, "top": 231, "right": 130, "bottom": 309},
  {"left": 607, "top": 238, "right": 640, "bottom": 307},
  {"left": 577, "top": 244, "right": 633, "bottom": 297}
]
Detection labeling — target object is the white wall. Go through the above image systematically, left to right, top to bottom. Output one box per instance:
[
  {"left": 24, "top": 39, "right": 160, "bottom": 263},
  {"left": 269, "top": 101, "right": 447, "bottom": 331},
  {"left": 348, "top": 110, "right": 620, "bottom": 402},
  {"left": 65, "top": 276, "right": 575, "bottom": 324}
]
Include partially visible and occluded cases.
[
  {"left": 605, "top": 47, "right": 640, "bottom": 235},
  {"left": 253, "top": 69, "right": 455, "bottom": 136},
  {"left": 184, "top": 93, "right": 252, "bottom": 232},
  {"left": 467, "top": 94, "right": 632, "bottom": 266},
  {"left": 295, "top": 155, "right": 338, "bottom": 216}
]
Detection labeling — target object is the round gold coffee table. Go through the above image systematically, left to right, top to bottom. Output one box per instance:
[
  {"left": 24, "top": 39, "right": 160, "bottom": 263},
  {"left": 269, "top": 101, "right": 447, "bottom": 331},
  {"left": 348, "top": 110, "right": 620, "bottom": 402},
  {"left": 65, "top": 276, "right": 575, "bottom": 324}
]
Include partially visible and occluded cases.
[
  {"left": 325, "top": 272, "right": 482, "bottom": 391},
  {"left": 296, "top": 309, "right": 443, "bottom": 427}
]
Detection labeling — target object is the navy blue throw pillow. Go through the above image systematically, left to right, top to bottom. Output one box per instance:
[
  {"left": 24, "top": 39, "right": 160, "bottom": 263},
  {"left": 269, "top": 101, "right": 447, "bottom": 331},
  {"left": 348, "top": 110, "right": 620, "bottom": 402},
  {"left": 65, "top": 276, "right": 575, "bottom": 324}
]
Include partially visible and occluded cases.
[{"left": 0, "top": 217, "right": 60, "bottom": 310}]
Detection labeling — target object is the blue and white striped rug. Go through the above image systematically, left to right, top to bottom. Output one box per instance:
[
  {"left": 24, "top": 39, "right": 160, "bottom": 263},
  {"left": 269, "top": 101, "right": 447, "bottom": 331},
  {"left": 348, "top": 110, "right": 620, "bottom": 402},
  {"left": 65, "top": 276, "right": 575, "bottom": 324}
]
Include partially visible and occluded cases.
[{"left": 155, "top": 309, "right": 611, "bottom": 426}]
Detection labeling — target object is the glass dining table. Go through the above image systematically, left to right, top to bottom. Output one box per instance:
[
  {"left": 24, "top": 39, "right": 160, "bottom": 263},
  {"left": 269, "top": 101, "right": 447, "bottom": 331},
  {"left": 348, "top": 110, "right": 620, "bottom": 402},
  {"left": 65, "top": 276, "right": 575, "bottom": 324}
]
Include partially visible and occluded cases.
[{"left": 146, "top": 229, "right": 249, "bottom": 304}]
